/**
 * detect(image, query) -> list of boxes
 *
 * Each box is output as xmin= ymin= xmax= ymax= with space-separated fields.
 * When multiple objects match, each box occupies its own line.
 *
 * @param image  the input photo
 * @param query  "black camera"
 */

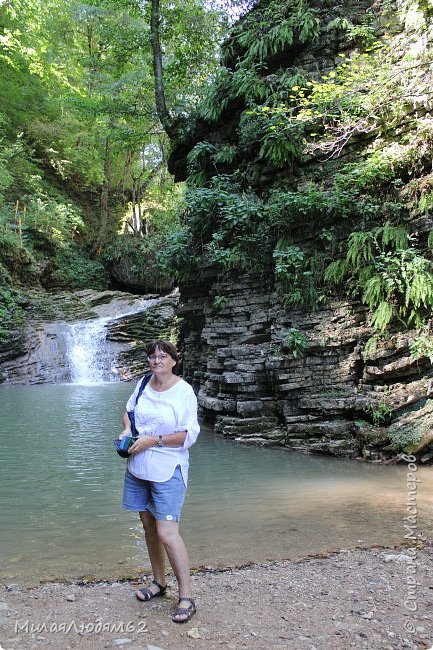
xmin=114 ymin=436 xmax=137 ymax=458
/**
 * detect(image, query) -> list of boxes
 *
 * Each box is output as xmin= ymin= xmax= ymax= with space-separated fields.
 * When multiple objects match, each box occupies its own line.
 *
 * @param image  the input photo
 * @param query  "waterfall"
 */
xmin=0 ymin=291 xmax=172 ymax=384
xmin=65 ymin=298 xmax=157 ymax=385
xmin=66 ymin=317 xmax=116 ymax=384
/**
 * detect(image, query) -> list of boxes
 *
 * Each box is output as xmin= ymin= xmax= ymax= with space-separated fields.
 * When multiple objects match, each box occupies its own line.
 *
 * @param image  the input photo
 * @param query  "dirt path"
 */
xmin=1 ymin=545 xmax=432 ymax=650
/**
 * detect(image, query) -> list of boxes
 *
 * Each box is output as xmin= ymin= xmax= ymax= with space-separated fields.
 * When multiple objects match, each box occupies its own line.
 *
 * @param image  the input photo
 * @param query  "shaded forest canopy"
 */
xmin=2 ymin=0 xmax=433 ymax=365
xmin=0 ymin=0 xmax=237 ymax=339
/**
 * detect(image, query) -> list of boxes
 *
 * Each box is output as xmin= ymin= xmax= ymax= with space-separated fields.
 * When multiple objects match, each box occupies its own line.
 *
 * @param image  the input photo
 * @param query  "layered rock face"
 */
xmin=167 ymin=0 xmax=433 ymax=462
xmin=180 ymin=270 xmax=433 ymax=461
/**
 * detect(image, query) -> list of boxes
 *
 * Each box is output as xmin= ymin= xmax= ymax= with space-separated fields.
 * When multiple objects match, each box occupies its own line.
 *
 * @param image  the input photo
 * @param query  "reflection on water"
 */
xmin=0 ymin=384 xmax=432 ymax=586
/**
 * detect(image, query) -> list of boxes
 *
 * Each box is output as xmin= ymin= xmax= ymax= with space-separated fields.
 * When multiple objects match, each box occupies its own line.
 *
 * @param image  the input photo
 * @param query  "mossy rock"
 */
xmin=387 ymin=400 xmax=433 ymax=453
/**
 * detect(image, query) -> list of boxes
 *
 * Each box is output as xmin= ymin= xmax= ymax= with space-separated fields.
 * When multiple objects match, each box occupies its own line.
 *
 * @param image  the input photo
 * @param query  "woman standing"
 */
xmin=118 ymin=339 xmax=200 ymax=623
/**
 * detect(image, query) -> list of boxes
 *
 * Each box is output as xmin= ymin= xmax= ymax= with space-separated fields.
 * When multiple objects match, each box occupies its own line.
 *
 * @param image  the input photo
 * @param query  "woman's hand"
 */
xmin=118 ymin=429 xmax=132 ymax=440
xmin=128 ymin=435 xmax=156 ymax=454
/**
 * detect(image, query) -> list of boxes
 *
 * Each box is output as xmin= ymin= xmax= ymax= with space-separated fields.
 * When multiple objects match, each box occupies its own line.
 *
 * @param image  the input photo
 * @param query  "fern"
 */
xmin=232 ymin=66 xmax=267 ymax=102
xmin=326 ymin=222 xmax=432 ymax=332
xmin=405 ymin=263 xmax=433 ymax=309
xmin=346 ymin=225 xmax=408 ymax=270
xmin=369 ymin=299 xmax=394 ymax=332
xmin=418 ymin=191 xmax=433 ymax=215
xmin=237 ymin=29 xmax=257 ymax=51
xmin=213 ymin=144 xmax=237 ymax=165
xmin=326 ymin=15 xmax=376 ymax=45
xmin=409 ymin=334 xmax=433 ymax=364
xmin=196 ymin=71 xmax=233 ymax=123
xmin=378 ymin=224 xmax=408 ymax=250
xmin=358 ymin=264 xmax=376 ymax=286
xmin=187 ymin=141 xmax=216 ymax=173
xmin=279 ymin=68 xmax=307 ymax=91
xmin=246 ymin=38 xmax=270 ymax=63
xmin=259 ymin=134 xmax=300 ymax=167
xmin=234 ymin=1 xmax=321 ymax=66
xmin=347 ymin=231 xmax=375 ymax=267
xmin=327 ymin=17 xmax=352 ymax=32
xmin=298 ymin=10 xmax=320 ymax=43
xmin=198 ymin=101 xmax=224 ymax=122
xmin=363 ymin=274 xmax=387 ymax=305
xmin=268 ymin=20 xmax=294 ymax=52
xmin=186 ymin=171 xmax=208 ymax=187
xmin=324 ymin=258 xmax=348 ymax=284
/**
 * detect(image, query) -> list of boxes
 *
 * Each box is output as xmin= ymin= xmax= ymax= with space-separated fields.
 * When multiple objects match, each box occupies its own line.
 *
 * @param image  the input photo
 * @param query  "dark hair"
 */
xmin=146 ymin=339 xmax=180 ymax=373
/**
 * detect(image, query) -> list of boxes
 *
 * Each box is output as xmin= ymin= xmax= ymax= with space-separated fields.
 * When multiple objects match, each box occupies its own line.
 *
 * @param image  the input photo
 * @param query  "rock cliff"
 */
xmin=179 ymin=268 xmax=433 ymax=462
xmin=170 ymin=0 xmax=433 ymax=461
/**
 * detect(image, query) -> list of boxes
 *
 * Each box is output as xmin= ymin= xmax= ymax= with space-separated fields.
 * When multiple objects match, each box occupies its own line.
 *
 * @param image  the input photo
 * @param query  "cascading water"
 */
xmin=0 ymin=292 xmax=164 ymax=384
xmin=66 ymin=316 xmax=117 ymax=384
xmin=65 ymin=298 xmax=158 ymax=385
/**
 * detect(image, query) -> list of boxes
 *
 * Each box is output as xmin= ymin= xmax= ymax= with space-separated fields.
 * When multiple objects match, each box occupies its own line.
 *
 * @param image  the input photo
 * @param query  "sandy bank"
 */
xmin=1 ymin=545 xmax=432 ymax=650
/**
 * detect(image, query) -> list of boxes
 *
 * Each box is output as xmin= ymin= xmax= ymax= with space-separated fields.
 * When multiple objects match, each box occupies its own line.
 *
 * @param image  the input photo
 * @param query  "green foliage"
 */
xmin=173 ymin=175 xmax=271 ymax=271
xmin=240 ymin=18 xmax=294 ymax=63
xmin=186 ymin=141 xmax=217 ymax=185
xmin=0 ymin=286 xmax=24 ymax=345
xmin=327 ymin=16 xmax=377 ymax=46
xmin=102 ymin=234 xmax=170 ymax=284
xmin=347 ymin=225 xmax=408 ymax=268
xmin=0 ymin=142 xmax=13 ymax=202
xmin=232 ymin=65 xmax=267 ymax=102
xmin=283 ymin=327 xmax=309 ymax=357
xmin=0 ymin=0 xmax=227 ymax=289
xmin=196 ymin=0 xmax=320 ymax=134
xmin=213 ymin=295 xmax=229 ymax=308
xmin=265 ymin=184 xmax=375 ymax=226
xmin=196 ymin=69 xmax=232 ymax=122
xmin=24 ymin=196 xmax=85 ymax=243
xmin=232 ymin=103 xmax=305 ymax=168
xmin=213 ymin=144 xmax=237 ymax=165
xmin=49 ymin=244 xmax=108 ymax=290
xmin=362 ymin=334 xmax=382 ymax=360
xmin=187 ymin=141 xmax=217 ymax=171
xmin=223 ymin=0 xmax=320 ymax=66
xmin=0 ymin=231 xmax=38 ymax=285
xmin=419 ymin=191 xmax=433 ymax=216
xmin=363 ymin=389 xmax=393 ymax=426
xmin=387 ymin=424 xmax=424 ymax=452
xmin=156 ymin=226 xmax=200 ymax=280
xmin=365 ymin=248 xmax=433 ymax=331
xmin=256 ymin=105 xmax=303 ymax=167
xmin=409 ymin=334 xmax=433 ymax=364
xmin=326 ymin=226 xmax=433 ymax=332
xmin=273 ymin=241 xmax=328 ymax=309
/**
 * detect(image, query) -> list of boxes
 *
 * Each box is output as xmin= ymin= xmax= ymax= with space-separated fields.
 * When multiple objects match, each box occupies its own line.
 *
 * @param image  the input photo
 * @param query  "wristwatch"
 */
xmin=157 ymin=435 xmax=164 ymax=447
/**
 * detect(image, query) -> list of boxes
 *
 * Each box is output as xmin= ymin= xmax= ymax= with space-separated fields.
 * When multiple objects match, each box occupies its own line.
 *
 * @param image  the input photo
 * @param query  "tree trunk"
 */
xmin=149 ymin=0 xmax=177 ymax=140
xmin=95 ymin=137 xmax=111 ymax=251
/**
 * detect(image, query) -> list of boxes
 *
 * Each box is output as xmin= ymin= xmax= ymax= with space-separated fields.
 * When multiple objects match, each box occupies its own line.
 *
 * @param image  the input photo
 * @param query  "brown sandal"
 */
xmin=136 ymin=579 xmax=167 ymax=601
xmin=171 ymin=597 xmax=196 ymax=623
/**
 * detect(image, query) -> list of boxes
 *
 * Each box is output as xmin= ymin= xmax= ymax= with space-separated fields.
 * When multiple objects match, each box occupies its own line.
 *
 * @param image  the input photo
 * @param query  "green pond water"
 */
xmin=1 ymin=383 xmax=432 ymax=586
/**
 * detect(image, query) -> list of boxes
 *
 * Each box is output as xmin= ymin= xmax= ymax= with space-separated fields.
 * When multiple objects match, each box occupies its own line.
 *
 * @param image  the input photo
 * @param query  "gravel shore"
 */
xmin=1 ymin=545 xmax=432 ymax=650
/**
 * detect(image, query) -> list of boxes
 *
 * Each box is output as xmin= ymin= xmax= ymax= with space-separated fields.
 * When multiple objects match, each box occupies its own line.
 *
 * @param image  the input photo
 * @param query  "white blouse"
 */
xmin=125 ymin=377 xmax=200 ymax=484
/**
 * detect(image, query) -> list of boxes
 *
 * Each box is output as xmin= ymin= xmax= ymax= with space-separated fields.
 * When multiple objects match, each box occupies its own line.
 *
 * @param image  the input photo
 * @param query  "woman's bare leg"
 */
xmin=156 ymin=520 xmax=194 ymax=621
xmin=136 ymin=510 xmax=166 ymax=599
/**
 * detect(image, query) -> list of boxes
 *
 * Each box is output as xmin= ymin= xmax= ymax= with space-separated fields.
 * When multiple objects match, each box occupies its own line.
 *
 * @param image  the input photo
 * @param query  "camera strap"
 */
xmin=127 ymin=372 xmax=152 ymax=437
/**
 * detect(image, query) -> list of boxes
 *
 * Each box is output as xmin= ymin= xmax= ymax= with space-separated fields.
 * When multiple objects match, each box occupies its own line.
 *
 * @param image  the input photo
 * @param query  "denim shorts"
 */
xmin=122 ymin=465 xmax=186 ymax=522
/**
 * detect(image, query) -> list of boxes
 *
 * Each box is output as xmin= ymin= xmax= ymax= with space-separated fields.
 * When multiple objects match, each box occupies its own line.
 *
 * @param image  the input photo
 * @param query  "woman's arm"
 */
xmin=176 ymin=388 xmax=200 ymax=449
xmin=118 ymin=411 xmax=132 ymax=439
xmin=128 ymin=430 xmax=187 ymax=454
